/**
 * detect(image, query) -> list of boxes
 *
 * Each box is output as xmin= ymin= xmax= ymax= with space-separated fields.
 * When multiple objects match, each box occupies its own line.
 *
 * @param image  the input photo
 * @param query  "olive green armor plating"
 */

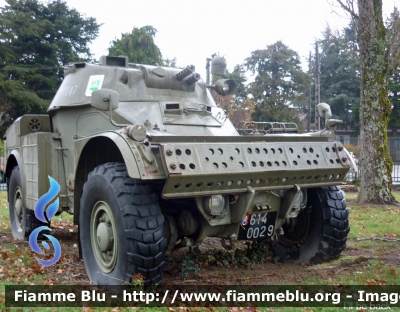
xmin=4 ymin=55 xmax=353 ymax=285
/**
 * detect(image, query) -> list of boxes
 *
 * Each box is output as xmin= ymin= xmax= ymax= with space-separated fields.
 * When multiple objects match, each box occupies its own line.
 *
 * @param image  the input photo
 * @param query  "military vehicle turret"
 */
xmin=5 ymin=55 xmax=353 ymax=285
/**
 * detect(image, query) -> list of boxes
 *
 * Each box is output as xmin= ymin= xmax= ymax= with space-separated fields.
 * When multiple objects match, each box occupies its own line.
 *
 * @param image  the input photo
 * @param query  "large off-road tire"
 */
xmin=80 ymin=162 xmax=167 ymax=286
xmin=271 ymin=186 xmax=349 ymax=263
xmin=9 ymin=166 xmax=48 ymax=240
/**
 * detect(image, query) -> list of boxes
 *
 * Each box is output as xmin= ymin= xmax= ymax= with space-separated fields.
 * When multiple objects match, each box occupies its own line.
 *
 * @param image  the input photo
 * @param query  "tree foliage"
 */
xmin=163 ymin=57 xmax=178 ymax=68
xmin=226 ymin=64 xmax=248 ymax=105
xmin=0 ymin=0 xmax=100 ymax=135
xmin=108 ymin=26 xmax=163 ymax=65
xmin=211 ymin=91 xmax=255 ymax=129
xmin=245 ymin=41 xmax=310 ymax=125
xmin=319 ymin=23 xmax=360 ymax=130
xmin=336 ymin=0 xmax=400 ymax=204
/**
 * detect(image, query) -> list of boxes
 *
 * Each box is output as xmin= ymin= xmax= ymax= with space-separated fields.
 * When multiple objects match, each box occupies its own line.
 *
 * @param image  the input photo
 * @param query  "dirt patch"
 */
xmin=2 ymin=221 xmax=400 ymax=286
xmin=162 ymin=237 xmax=400 ymax=285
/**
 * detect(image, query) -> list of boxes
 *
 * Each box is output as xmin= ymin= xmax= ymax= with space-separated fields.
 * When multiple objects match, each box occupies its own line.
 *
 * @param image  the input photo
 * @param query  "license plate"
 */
xmin=238 ymin=211 xmax=277 ymax=240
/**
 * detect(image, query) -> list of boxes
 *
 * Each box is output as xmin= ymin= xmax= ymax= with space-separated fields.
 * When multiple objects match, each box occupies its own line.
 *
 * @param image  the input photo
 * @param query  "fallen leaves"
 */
xmin=32 ymin=263 xmax=45 ymax=274
xmin=0 ymin=240 xmax=87 ymax=285
xmin=51 ymin=219 xmax=77 ymax=231
xmin=229 ymin=307 xmax=259 ymax=312
xmin=390 ymin=267 xmax=397 ymax=275
xmin=384 ymin=232 xmax=397 ymax=238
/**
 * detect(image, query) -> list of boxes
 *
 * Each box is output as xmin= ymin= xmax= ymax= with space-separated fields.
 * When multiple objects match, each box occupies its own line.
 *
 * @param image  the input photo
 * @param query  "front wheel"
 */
xmin=80 ymin=163 xmax=167 ymax=286
xmin=271 ymin=186 xmax=350 ymax=263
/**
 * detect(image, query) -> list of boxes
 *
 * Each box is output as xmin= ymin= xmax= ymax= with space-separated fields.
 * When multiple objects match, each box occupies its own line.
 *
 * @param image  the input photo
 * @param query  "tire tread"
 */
xmin=311 ymin=186 xmax=350 ymax=263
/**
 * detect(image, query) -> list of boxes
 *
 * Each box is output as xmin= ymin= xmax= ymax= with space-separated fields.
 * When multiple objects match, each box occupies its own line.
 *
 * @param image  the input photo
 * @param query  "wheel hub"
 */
xmin=90 ymin=202 xmax=118 ymax=273
xmin=96 ymin=220 xmax=113 ymax=252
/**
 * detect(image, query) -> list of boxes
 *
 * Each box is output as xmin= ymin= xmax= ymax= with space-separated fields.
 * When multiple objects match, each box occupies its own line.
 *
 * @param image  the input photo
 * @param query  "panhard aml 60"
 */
xmin=4 ymin=55 xmax=355 ymax=285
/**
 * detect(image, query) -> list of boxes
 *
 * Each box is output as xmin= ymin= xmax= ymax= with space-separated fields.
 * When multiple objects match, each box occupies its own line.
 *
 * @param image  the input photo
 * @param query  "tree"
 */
xmin=211 ymin=91 xmax=255 ymax=128
xmin=108 ymin=26 xmax=163 ymax=65
xmin=0 ymin=0 xmax=100 ymax=135
xmin=336 ymin=0 xmax=400 ymax=204
xmin=245 ymin=41 xmax=310 ymax=126
xmin=227 ymin=64 xmax=248 ymax=105
xmin=163 ymin=57 xmax=178 ymax=68
xmin=319 ymin=23 xmax=360 ymax=130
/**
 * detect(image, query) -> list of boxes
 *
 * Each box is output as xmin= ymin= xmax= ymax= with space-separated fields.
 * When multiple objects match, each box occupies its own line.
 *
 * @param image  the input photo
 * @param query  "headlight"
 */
xmin=203 ymin=195 xmax=228 ymax=216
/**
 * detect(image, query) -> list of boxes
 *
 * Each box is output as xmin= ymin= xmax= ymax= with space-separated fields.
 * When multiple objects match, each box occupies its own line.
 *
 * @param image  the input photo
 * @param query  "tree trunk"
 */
xmin=357 ymin=0 xmax=394 ymax=204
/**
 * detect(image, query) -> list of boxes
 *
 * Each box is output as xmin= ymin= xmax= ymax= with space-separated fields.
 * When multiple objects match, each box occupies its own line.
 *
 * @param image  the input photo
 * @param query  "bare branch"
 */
xmin=336 ymin=0 xmax=358 ymax=18
xmin=350 ymin=0 xmax=356 ymax=17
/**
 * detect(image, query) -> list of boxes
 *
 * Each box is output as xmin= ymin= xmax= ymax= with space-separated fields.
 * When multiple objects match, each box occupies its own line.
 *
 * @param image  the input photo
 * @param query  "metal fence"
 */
xmin=336 ymin=136 xmax=400 ymax=183
xmin=0 ymin=175 xmax=5 ymax=191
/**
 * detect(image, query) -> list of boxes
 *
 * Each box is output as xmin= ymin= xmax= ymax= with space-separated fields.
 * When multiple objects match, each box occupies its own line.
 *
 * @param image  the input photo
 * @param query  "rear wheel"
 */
xmin=271 ymin=186 xmax=349 ymax=263
xmin=80 ymin=162 xmax=167 ymax=286
xmin=9 ymin=166 xmax=48 ymax=240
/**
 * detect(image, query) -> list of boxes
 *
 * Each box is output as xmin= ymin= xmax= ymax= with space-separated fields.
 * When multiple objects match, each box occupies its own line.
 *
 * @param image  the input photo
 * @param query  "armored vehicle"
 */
xmin=5 ymin=55 xmax=353 ymax=286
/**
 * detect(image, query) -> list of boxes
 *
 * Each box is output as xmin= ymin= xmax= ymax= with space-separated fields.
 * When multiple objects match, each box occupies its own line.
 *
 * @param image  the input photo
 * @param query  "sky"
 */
xmin=0 ymin=0 xmax=399 ymax=79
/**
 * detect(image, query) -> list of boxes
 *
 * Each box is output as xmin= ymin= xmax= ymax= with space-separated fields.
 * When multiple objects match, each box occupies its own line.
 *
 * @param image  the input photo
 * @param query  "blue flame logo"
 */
xmin=29 ymin=176 xmax=62 ymax=266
